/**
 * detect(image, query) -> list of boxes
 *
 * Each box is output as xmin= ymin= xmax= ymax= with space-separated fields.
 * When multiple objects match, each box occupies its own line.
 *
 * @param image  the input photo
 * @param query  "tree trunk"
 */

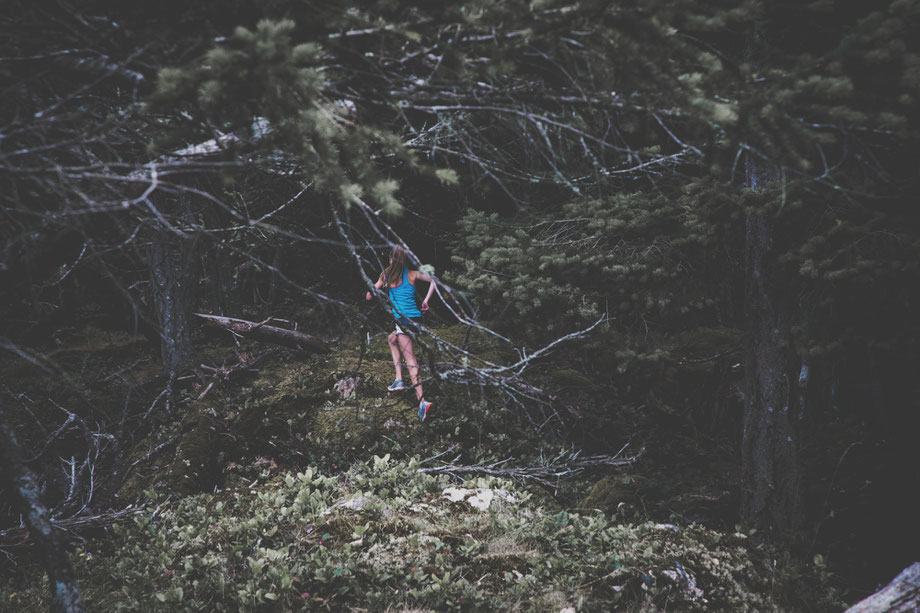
xmin=149 ymin=224 xmax=197 ymax=378
xmin=0 ymin=405 xmax=86 ymax=613
xmin=740 ymin=157 xmax=804 ymax=536
xmin=738 ymin=19 xmax=805 ymax=538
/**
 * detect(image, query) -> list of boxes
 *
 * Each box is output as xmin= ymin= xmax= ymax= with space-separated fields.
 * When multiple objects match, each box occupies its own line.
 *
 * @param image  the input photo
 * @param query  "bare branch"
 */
xmin=418 ymin=444 xmax=640 ymax=487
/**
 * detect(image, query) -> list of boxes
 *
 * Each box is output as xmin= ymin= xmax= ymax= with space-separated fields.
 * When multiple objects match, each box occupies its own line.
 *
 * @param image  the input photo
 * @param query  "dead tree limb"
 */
xmin=195 ymin=313 xmax=331 ymax=354
xmin=845 ymin=562 xmax=920 ymax=613
xmin=0 ymin=507 xmax=144 ymax=551
xmin=418 ymin=444 xmax=639 ymax=487
xmin=0 ymin=404 xmax=86 ymax=612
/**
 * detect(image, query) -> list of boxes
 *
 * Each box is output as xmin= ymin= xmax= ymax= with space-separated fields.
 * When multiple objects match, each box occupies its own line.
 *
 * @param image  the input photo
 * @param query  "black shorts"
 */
xmin=394 ymin=317 xmax=421 ymax=336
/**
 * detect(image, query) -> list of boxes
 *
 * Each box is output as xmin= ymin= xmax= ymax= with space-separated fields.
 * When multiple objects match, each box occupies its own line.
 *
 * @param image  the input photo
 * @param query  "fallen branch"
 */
xmin=129 ymin=434 xmax=183 ymax=469
xmin=845 ymin=562 xmax=920 ymax=613
xmin=0 ymin=507 xmax=144 ymax=551
xmin=195 ymin=313 xmax=331 ymax=354
xmin=418 ymin=444 xmax=639 ymax=487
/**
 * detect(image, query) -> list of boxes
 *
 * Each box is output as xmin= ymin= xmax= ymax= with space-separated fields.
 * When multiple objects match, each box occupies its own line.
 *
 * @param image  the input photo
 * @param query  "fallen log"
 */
xmin=845 ymin=563 xmax=920 ymax=613
xmin=195 ymin=313 xmax=331 ymax=354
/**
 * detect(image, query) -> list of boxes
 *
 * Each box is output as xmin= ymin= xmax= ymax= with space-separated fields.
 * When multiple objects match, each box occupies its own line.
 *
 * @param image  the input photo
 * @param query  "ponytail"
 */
xmin=383 ymin=245 xmax=408 ymax=287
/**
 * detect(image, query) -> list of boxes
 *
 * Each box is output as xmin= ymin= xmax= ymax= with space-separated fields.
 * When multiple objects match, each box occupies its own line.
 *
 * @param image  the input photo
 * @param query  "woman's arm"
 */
xmin=365 ymin=273 xmax=385 ymax=301
xmin=414 ymin=271 xmax=437 ymax=312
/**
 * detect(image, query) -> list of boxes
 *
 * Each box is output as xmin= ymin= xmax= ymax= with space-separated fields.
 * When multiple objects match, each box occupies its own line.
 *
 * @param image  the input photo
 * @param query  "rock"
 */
xmin=467 ymin=489 xmax=494 ymax=511
xmin=442 ymin=487 xmax=517 ymax=511
xmin=443 ymin=487 xmax=468 ymax=503
xmin=323 ymin=496 xmax=382 ymax=515
xmin=333 ymin=376 xmax=359 ymax=399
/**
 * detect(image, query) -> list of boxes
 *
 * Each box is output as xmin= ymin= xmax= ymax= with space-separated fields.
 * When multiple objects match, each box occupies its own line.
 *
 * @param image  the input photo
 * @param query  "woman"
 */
xmin=365 ymin=245 xmax=436 ymax=422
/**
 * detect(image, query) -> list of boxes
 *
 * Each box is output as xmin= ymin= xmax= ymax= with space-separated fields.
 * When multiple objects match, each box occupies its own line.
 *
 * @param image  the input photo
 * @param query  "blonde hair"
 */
xmin=383 ymin=245 xmax=408 ymax=287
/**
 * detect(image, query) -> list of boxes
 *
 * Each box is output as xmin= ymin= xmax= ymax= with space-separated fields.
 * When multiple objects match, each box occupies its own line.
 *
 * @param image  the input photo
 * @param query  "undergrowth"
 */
xmin=3 ymin=456 xmax=802 ymax=611
xmin=0 ymin=321 xmax=846 ymax=612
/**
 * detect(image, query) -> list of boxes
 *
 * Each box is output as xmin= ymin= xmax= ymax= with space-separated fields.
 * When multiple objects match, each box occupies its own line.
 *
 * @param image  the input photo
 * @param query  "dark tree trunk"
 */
xmin=0 ymin=405 xmax=86 ymax=613
xmin=740 ymin=158 xmax=805 ymax=536
xmin=149 ymin=223 xmax=197 ymax=378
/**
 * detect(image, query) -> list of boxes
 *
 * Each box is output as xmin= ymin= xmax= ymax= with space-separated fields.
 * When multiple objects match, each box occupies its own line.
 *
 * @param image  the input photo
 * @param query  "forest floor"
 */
xmin=0 ymin=313 xmax=847 ymax=611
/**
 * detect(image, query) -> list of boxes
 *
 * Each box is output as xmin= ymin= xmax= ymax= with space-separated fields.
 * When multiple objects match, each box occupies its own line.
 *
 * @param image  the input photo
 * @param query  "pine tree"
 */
xmin=450 ymin=0 xmax=920 ymax=548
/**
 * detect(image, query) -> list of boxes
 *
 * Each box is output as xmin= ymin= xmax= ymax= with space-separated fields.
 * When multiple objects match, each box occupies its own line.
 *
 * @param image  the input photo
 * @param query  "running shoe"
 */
xmin=387 ymin=379 xmax=405 ymax=392
xmin=418 ymin=400 xmax=432 ymax=422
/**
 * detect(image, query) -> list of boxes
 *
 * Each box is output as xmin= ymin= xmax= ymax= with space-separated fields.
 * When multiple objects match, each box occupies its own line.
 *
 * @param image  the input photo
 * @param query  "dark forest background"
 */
xmin=2 ymin=1 xmax=919 ymax=610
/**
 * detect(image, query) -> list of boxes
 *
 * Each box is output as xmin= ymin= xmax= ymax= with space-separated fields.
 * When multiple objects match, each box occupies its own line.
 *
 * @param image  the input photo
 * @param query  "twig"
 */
xmin=196 ymin=382 xmax=215 ymax=401
xmin=418 ymin=443 xmax=461 ymax=466
xmin=129 ymin=434 xmax=183 ymax=469
xmin=143 ymin=388 xmax=168 ymax=420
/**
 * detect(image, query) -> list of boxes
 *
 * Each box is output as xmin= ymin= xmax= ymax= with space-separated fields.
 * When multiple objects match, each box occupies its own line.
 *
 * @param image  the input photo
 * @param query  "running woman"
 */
xmin=365 ymin=245 xmax=436 ymax=422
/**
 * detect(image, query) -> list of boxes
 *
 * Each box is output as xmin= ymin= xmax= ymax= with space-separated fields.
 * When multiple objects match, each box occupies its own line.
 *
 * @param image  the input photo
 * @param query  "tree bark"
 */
xmin=195 ymin=313 xmax=331 ymax=353
xmin=149 ymin=225 xmax=197 ymax=378
xmin=739 ymin=20 xmax=805 ymax=538
xmin=0 ymin=404 xmax=86 ymax=613
xmin=845 ymin=563 xmax=920 ymax=613
xmin=740 ymin=156 xmax=804 ymax=536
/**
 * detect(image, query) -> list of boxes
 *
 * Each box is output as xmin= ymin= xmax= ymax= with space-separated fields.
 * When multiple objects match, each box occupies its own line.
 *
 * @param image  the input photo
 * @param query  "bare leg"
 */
xmin=397 ymin=333 xmax=423 ymax=401
xmin=387 ymin=332 xmax=403 ymax=382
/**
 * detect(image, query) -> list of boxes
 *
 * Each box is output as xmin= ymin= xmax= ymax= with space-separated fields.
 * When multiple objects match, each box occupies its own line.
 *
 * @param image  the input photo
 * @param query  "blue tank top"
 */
xmin=388 ymin=269 xmax=422 ymax=319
